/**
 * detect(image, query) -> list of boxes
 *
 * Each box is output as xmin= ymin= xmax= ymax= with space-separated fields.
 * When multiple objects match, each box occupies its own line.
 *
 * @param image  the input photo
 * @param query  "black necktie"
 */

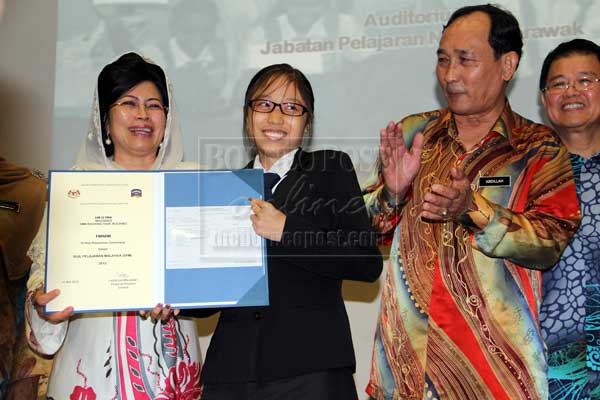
xmin=263 ymin=172 xmax=281 ymax=201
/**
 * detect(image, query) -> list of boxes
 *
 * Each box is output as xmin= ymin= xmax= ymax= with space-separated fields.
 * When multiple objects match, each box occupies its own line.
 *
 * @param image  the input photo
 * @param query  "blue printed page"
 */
xmin=162 ymin=170 xmax=269 ymax=308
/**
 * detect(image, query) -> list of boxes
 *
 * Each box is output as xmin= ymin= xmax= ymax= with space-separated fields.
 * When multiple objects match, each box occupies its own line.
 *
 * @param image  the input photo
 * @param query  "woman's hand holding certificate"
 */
xmin=32 ymin=288 xmax=73 ymax=323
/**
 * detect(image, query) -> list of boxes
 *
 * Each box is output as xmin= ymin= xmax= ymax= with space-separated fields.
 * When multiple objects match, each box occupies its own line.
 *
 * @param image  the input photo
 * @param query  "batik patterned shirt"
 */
xmin=363 ymin=103 xmax=580 ymax=400
xmin=540 ymin=152 xmax=600 ymax=400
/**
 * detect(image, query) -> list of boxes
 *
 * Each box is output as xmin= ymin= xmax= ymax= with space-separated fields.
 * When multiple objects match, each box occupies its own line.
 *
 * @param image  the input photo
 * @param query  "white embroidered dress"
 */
xmin=26 ymin=71 xmax=202 ymax=400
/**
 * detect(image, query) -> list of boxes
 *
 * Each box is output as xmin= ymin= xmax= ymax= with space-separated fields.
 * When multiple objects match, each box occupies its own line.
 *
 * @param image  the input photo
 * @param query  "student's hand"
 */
xmin=32 ymin=288 xmax=74 ymax=323
xmin=249 ymin=198 xmax=286 ymax=242
xmin=422 ymin=167 xmax=473 ymax=221
xmin=380 ymin=121 xmax=424 ymax=202
xmin=139 ymin=303 xmax=179 ymax=322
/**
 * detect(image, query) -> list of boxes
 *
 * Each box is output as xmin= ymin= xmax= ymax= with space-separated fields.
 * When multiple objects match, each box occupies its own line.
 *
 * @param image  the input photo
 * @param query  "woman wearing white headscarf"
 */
xmin=25 ymin=53 xmax=202 ymax=399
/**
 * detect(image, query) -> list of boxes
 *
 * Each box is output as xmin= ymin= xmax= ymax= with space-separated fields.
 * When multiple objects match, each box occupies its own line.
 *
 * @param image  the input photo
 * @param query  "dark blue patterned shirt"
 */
xmin=540 ymin=152 xmax=600 ymax=400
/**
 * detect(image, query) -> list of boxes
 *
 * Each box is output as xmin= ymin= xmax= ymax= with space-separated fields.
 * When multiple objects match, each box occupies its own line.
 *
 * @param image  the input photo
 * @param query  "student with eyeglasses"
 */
xmin=176 ymin=63 xmax=383 ymax=399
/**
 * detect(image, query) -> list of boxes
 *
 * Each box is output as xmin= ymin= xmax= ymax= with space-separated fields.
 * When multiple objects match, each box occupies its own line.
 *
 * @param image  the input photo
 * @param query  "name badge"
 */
xmin=479 ymin=176 xmax=511 ymax=187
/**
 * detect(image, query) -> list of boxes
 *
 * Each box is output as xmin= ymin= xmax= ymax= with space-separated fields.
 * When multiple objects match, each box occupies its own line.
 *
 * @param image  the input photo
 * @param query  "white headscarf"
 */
xmin=75 ymin=70 xmax=184 ymax=171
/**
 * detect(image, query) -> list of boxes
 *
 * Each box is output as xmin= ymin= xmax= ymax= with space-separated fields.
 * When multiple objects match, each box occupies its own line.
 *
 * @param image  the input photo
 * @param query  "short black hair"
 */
xmin=97 ymin=52 xmax=169 ymax=157
xmin=444 ymin=4 xmax=523 ymax=62
xmin=539 ymin=38 xmax=600 ymax=91
xmin=243 ymin=63 xmax=315 ymax=138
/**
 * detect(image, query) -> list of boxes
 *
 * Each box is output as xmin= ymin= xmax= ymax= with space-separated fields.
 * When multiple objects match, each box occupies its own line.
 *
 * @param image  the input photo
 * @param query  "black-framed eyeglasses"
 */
xmin=248 ymin=99 xmax=308 ymax=116
xmin=542 ymin=75 xmax=600 ymax=94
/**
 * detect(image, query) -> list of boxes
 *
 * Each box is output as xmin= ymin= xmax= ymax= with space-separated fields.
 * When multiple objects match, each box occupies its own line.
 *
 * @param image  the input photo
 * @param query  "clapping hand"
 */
xmin=379 ymin=121 xmax=424 ymax=201
xmin=422 ymin=167 xmax=473 ymax=221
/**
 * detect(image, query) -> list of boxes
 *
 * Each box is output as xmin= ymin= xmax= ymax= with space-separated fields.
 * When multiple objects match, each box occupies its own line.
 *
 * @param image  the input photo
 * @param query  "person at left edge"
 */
xmin=0 ymin=159 xmax=45 ymax=398
xmin=25 ymin=53 xmax=203 ymax=399
xmin=176 ymin=63 xmax=383 ymax=400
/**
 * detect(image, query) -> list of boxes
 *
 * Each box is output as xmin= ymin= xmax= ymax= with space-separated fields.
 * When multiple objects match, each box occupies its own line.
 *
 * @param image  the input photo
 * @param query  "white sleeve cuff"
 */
xmin=28 ymin=299 xmax=68 ymax=355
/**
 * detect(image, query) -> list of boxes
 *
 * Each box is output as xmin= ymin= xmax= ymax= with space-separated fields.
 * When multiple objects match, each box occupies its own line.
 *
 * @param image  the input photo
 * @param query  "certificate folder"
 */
xmin=45 ymin=169 xmax=269 ymax=313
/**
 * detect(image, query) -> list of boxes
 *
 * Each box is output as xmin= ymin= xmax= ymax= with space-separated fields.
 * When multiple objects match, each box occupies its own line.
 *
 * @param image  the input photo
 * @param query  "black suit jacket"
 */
xmin=185 ymin=149 xmax=382 ymax=384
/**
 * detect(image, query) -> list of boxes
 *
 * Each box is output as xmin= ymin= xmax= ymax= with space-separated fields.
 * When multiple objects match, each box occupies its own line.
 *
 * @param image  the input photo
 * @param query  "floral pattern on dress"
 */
xmin=155 ymin=361 xmax=203 ymax=400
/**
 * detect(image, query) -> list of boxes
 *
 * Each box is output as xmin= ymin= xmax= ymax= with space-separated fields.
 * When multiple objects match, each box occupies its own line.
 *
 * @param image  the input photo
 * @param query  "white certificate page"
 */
xmin=45 ymin=172 xmax=160 ymax=312
xmin=165 ymin=205 xmax=262 ymax=269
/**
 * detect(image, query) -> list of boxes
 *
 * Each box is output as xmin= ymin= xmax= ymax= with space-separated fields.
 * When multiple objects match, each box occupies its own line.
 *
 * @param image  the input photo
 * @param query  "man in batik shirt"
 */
xmin=363 ymin=5 xmax=581 ymax=399
xmin=538 ymin=38 xmax=600 ymax=400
